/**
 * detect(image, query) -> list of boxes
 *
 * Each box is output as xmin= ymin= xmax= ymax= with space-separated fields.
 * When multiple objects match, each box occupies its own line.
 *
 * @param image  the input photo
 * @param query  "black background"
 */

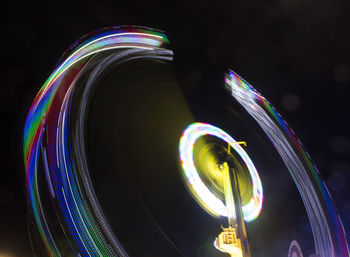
xmin=1 ymin=0 xmax=350 ymax=256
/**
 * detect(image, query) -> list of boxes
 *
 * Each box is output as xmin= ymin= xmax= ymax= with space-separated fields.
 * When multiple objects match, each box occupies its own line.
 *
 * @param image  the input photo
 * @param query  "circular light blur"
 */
xmin=179 ymin=122 xmax=263 ymax=222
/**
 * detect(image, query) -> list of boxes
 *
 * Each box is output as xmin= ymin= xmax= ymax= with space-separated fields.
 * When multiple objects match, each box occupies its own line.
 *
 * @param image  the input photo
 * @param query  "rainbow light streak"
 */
xmin=225 ymin=70 xmax=349 ymax=257
xmin=23 ymin=26 xmax=170 ymax=257
xmin=179 ymin=122 xmax=263 ymax=222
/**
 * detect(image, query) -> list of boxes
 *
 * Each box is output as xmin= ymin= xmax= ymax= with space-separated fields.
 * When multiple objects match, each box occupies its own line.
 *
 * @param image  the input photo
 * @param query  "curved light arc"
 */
xmin=179 ymin=122 xmax=263 ymax=222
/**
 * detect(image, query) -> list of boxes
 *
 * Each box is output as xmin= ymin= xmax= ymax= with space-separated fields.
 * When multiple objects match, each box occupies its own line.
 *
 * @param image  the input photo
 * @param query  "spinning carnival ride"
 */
xmin=23 ymin=26 xmax=349 ymax=257
xmin=179 ymin=122 xmax=263 ymax=257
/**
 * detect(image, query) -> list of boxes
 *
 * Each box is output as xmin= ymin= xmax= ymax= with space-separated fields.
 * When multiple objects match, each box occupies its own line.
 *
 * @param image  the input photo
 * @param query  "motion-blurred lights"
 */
xmin=179 ymin=122 xmax=263 ymax=222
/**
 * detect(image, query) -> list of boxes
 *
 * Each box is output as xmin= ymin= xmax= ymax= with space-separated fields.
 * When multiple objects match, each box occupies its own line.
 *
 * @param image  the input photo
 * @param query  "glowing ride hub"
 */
xmin=179 ymin=122 xmax=263 ymax=256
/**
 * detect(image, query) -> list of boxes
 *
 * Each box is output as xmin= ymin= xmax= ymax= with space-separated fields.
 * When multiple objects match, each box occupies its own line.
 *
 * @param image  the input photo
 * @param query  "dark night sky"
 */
xmin=1 ymin=0 xmax=350 ymax=256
